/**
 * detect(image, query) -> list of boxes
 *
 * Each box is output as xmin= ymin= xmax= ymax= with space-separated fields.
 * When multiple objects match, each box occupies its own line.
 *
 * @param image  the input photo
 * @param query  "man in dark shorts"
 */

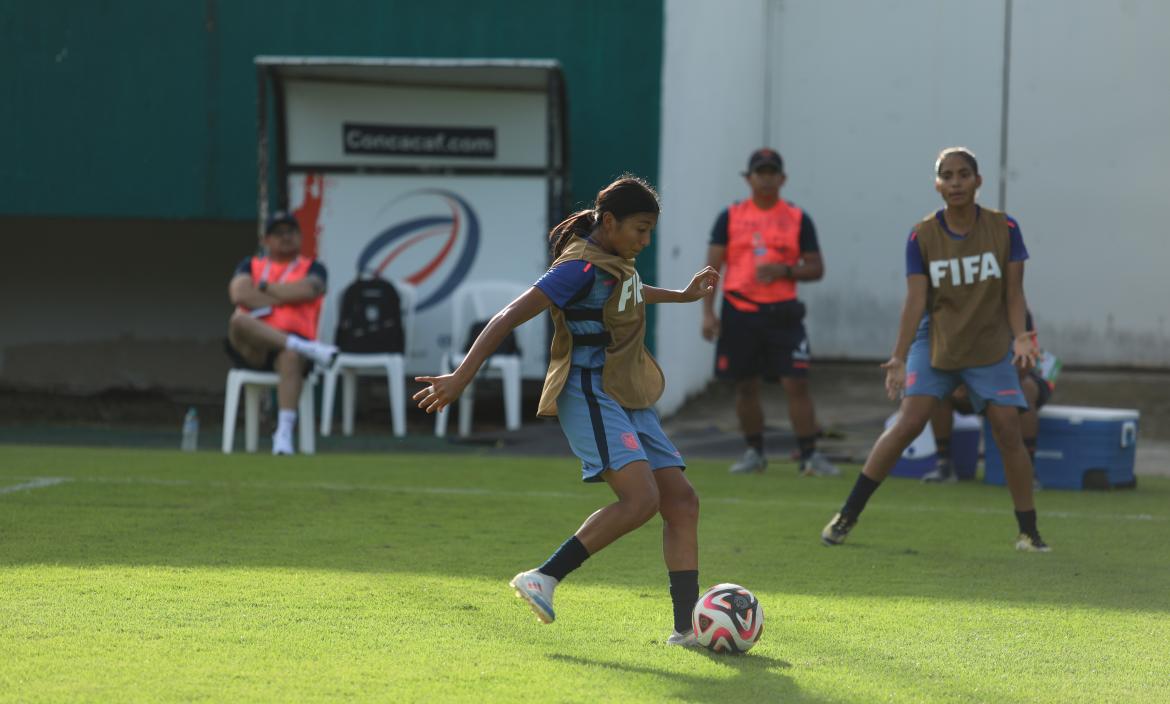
xmin=226 ymin=211 xmax=336 ymax=454
xmin=701 ymin=149 xmax=838 ymax=476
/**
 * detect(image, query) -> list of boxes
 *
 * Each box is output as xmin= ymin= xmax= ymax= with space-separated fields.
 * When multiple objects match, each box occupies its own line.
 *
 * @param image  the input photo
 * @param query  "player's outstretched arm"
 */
xmin=1005 ymin=261 xmax=1037 ymax=370
xmin=414 ymin=287 xmax=552 ymax=414
xmin=882 ymin=274 xmax=928 ymax=400
xmin=642 ymin=266 xmax=720 ymax=304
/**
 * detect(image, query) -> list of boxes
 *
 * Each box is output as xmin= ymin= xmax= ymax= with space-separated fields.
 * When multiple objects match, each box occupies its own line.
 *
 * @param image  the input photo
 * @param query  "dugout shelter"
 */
xmin=255 ymin=57 xmax=569 ymax=379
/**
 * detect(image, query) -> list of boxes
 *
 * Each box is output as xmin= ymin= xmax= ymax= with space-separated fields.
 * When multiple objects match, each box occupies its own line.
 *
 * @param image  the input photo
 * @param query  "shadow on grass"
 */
xmin=547 ymin=652 xmax=831 ymax=704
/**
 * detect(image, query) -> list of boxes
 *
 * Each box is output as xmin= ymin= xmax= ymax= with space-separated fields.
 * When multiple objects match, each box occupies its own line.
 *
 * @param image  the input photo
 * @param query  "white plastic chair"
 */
xmin=222 ymin=369 xmax=317 ymax=454
xmin=320 ymin=281 xmax=418 ymax=438
xmin=434 ymin=280 xmax=539 ymax=438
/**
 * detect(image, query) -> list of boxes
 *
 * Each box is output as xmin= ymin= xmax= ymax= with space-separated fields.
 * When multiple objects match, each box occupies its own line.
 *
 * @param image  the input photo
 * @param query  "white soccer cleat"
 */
xmin=729 ymin=447 xmax=767 ymax=474
xmin=666 ymin=630 xmax=700 ymax=648
xmin=1015 ymin=533 xmax=1052 ymax=552
xmin=800 ymin=451 xmax=841 ymax=477
xmin=509 ymin=569 xmax=557 ymax=624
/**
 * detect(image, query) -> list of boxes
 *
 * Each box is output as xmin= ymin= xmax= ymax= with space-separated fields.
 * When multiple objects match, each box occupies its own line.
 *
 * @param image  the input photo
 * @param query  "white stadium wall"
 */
xmin=764 ymin=1 xmax=1005 ymax=360
xmin=655 ymin=0 xmax=1170 ymax=414
xmin=1004 ymin=1 xmax=1170 ymax=367
xmin=655 ymin=0 xmax=772 ymax=416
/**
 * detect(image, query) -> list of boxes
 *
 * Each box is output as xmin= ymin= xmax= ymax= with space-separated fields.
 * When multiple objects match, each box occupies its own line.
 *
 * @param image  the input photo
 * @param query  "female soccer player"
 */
xmin=415 ymin=175 xmax=720 ymax=645
xmin=821 ymin=147 xmax=1050 ymax=552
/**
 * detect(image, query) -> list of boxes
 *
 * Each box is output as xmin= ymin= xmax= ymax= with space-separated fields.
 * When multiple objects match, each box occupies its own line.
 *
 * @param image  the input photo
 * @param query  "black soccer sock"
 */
xmin=669 ymin=570 xmax=700 ymax=634
xmin=841 ymin=473 xmax=882 ymax=518
xmin=1023 ymin=437 xmax=1037 ymax=464
xmin=538 ymin=535 xmax=590 ymax=582
xmin=1015 ymin=509 xmax=1038 ymax=537
xmin=935 ymin=436 xmax=952 ymax=461
xmin=797 ymin=435 xmax=818 ymax=461
xmin=744 ymin=433 xmax=764 ymax=454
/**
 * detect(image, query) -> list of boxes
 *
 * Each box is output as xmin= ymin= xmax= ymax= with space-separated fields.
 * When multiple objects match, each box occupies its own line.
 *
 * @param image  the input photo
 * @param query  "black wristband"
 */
xmin=258 ymin=281 xmax=268 ymax=292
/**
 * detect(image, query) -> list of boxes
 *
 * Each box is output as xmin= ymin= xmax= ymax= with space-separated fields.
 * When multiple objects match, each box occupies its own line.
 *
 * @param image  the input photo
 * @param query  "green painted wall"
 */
xmin=2 ymin=0 xmax=663 ymax=221
xmin=2 ymin=0 xmax=664 ymax=349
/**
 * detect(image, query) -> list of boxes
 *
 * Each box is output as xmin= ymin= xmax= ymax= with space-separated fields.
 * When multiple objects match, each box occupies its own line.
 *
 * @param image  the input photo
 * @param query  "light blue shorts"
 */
xmin=557 ymin=367 xmax=686 ymax=482
xmin=905 ymin=323 xmax=1027 ymax=413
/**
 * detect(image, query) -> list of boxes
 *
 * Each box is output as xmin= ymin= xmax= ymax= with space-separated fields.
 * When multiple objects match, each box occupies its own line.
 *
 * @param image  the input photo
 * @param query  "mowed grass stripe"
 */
xmin=3 ymin=472 xmax=1165 ymax=523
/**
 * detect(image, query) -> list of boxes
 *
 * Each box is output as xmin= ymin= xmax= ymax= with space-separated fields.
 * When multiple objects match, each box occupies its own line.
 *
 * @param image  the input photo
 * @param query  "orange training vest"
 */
xmin=244 ymin=256 xmax=322 ymax=340
xmin=723 ymin=198 xmax=803 ymax=311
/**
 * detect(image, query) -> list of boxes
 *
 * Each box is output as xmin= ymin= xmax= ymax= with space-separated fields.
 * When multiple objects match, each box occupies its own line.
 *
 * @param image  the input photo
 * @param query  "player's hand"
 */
xmin=1012 ymin=333 xmax=1038 ymax=371
xmin=413 ymin=374 xmax=466 ymax=414
xmin=701 ymin=310 xmax=720 ymax=341
xmin=682 ymin=266 xmax=720 ymax=302
xmin=881 ymin=357 xmax=907 ymax=401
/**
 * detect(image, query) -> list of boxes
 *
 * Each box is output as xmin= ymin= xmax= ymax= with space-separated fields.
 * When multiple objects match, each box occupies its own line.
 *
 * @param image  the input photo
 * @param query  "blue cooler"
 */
xmin=888 ymin=412 xmax=981 ymax=479
xmin=984 ymin=405 xmax=1139 ymax=490
xmin=888 ymin=412 xmax=936 ymax=478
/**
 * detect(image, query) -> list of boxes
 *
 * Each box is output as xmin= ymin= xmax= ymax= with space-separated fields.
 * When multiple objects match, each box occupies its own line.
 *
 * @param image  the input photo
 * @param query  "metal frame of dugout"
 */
xmin=250 ymin=57 xmax=571 ymax=437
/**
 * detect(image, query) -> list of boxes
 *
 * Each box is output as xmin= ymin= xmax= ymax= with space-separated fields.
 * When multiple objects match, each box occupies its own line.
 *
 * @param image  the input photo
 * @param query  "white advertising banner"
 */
xmin=284 ymin=80 xmax=549 ymax=169
xmin=288 ymin=173 xmax=550 ymax=379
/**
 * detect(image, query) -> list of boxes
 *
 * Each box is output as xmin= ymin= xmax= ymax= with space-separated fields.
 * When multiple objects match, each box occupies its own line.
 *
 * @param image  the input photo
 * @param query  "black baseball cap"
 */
xmin=746 ymin=148 xmax=784 ymax=173
xmin=264 ymin=210 xmax=300 ymax=234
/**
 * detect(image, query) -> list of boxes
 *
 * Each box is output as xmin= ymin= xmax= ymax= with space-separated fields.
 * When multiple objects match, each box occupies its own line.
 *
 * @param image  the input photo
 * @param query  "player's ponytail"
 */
xmin=548 ymin=209 xmax=598 ymax=258
xmin=548 ymin=174 xmax=661 ymax=258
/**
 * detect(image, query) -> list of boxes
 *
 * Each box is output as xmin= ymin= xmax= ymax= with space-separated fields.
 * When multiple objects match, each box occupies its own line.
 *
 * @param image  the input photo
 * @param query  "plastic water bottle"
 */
xmin=181 ymin=407 xmax=199 ymax=452
xmin=752 ymin=232 xmax=767 ymax=259
xmin=753 ymin=232 xmax=768 ymax=281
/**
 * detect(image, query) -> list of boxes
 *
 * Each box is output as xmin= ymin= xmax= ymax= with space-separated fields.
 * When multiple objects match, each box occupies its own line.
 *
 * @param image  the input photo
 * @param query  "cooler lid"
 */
xmin=1039 ymin=405 xmax=1140 ymax=422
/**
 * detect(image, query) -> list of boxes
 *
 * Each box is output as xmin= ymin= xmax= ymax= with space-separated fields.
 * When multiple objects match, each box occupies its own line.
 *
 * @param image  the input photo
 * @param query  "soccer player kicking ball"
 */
xmin=821 ymin=148 xmax=1050 ymax=552
xmin=415 ymin=176 xmax=720 ymax=646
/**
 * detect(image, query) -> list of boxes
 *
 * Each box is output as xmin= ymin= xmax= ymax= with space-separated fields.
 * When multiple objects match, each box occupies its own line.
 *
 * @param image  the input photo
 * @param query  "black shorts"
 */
xmin=223 ymin=338 xmax=310 ymax=376
xmin=715 ymin=298 xmax=810 ymax=381
xmin=1027 ymin=369 xmax=1052 ymax=410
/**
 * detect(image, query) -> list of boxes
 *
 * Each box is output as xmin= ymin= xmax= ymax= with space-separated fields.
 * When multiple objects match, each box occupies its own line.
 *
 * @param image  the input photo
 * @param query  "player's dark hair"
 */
xmin=549 ymin=175 xmax=660 ymax=257
xmin=935 ymin=147 xmax=979 ymax=176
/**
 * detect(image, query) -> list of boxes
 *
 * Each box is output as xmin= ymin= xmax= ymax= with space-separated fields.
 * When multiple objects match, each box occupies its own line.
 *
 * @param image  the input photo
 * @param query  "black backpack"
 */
xmin=335 ymin=276 xmax=405 ymax=354
xmin=464 ymin=320 xmax=521 ymax=356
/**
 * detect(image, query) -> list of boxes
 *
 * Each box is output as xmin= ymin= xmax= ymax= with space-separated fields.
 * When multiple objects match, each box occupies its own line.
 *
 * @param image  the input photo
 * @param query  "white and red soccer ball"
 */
xmin=691 ymin=583 xmax=764 ymax=653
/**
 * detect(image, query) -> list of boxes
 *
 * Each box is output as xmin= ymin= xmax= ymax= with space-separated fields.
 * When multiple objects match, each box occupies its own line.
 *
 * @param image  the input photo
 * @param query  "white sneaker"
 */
xmin=922 ymin=459 xmax=956 ymax=483
xmin=301 ymin=341 xmax=338 ymax=368
xmin=729 ymin=447 xmax=767 ymax=474
xmin=800 ymin=451 xmax=841 ymax=477
xmin=666 ymin=630 xmax=700 ymax=648
xmin=509 ymin=569 xmax=557 ymax=624
xmin=272 ymin=434 xmax=295 ymax=456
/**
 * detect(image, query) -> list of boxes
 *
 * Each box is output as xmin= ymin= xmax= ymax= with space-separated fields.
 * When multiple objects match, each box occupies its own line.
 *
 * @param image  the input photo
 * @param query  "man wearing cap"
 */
xmin=227 ymin=211 xmax=337 ymax=455
xmin=701 ymin=149 xmax=839 ymax=476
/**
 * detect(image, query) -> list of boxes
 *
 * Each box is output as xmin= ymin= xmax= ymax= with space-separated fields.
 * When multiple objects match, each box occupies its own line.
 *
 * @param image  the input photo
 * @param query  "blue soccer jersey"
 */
xmin=534 ymin=259 xmax=616 ymax=368
xmin=906 ymin=208 xmax=1027 ymax=276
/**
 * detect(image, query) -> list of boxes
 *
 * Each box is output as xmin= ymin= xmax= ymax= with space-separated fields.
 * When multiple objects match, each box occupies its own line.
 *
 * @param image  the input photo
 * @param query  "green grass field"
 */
xmin=1 ymin=445 xmax=1167 ymax=703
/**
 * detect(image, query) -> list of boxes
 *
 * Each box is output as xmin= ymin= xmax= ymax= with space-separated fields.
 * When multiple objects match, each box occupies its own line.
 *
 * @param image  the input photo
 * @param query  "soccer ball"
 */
xmin=691 ymin=583 xmax=764 ymax=653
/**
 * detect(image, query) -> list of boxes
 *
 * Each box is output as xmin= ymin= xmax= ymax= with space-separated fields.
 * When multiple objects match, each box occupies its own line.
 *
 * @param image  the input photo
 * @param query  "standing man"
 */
xmin=701 ymin=149 xmax=839 ymax=476
xmin=227 ymin=211 xmax=337 ymax=455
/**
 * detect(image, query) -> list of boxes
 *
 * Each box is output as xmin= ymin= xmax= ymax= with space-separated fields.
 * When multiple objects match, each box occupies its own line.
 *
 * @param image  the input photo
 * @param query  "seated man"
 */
xmin=226 ymin=211 xmax=337 ymax=455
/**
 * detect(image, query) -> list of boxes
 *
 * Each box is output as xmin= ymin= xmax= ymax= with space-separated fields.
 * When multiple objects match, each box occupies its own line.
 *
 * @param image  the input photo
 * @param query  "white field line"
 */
xmin=0 ymin=477 xmax=71 ymax=495
xmin=57 ymin=475 xmax=1168 ymax=523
